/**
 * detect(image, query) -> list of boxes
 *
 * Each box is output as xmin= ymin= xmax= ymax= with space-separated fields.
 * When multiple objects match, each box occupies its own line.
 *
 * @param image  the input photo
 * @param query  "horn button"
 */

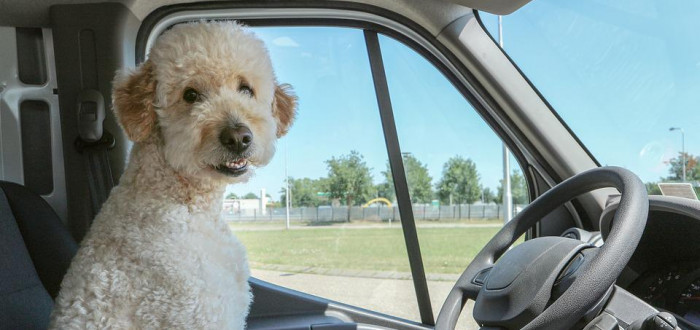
xmin=473 ymin=237 xmax=589 ymax=329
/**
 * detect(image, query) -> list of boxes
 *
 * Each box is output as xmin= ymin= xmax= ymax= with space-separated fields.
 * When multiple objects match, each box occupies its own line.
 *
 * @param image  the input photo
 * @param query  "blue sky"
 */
xmin=227 ymin=27 xmax=509 ymax=201
xmin=227 ymin=1 xmax=700 ymax=201
xmin=481 ymin=0 xmax=700 ymax=182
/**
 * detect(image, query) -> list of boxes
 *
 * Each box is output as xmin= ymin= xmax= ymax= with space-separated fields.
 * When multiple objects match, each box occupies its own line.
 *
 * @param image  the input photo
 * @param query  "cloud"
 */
xmin=272 ymin=36 xmax=300 ymax=48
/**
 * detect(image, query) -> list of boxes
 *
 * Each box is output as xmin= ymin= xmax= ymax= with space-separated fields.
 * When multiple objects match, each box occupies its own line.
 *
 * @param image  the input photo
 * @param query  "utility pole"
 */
xmin=499 ymin=15 xmax=513 ymax=223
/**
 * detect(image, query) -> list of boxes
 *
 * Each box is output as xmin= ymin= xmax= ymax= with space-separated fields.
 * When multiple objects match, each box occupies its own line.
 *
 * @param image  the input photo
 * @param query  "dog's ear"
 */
xmin=272 ymin=83 xmax=297 ymax=138
xmin=112 ymin=60 xmax=157 ymax=142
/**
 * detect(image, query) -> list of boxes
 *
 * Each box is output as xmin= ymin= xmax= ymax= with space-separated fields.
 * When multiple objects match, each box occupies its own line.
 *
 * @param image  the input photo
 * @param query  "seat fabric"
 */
xmin=0 ymin=181 xmax=77 ymax=329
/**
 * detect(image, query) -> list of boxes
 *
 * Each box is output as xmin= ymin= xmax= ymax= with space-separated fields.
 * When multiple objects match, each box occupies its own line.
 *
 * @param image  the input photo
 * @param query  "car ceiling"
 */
xmin=0 ymin=0 xmax=531 ymax=32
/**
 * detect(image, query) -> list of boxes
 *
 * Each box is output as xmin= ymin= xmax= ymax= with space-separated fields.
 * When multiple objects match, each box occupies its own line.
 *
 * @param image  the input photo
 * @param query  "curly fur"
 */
xmin=50 ymin=21 xmax=296 ymax=329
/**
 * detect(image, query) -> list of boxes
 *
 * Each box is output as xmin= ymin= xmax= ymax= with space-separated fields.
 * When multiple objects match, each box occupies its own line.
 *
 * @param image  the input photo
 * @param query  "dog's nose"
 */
xmin=219 ymin=125 xmax=253 ymax=153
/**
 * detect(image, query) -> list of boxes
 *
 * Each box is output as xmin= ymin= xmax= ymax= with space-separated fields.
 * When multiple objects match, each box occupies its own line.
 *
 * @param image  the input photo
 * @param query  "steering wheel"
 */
xmin=435 ymin=166 xmax=648 ymax=330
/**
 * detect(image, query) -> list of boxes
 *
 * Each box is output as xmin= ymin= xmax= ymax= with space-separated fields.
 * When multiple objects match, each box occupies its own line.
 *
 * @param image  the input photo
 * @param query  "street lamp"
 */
xmin=669 ymin=127 xmax=685 ymax=182
xmin=499 ymin=15 xmax=513 ymax=223
xmin=285 ymin=138 xmax=290 ymax=229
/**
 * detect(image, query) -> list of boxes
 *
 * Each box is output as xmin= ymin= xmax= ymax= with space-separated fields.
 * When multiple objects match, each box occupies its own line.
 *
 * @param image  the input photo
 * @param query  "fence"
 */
xmin=224 ymin=203 xmax=526 ymax=224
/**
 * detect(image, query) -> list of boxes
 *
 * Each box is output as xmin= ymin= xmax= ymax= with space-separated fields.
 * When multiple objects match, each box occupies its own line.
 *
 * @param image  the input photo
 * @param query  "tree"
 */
xmin=225 ymin=192 xmax=238 ymax=199
xmin=482 ymin=187 xmax=497 ymax=204
xmin=665 ymin=152 xmax=700 ymax=182
xmin=326 ymin=150 xmax=374 ymax=221
xmin=279 ymin=177 xmax=328 ymax=207
xmin=436 ymin=156 xmax=482 ymax=204
xmin=266 ymin=200 xmax=282 ymax=208
xmin=381 ymin=154 xmax=433 ymax=203
xmin=645 ymin=182 xmax=662 ymax=195
xmin=497 ymin=170 xmax=529 ymax=205
xmin=242 ymin=192 xmax=258 ymax=199
xmin=375 ymin=182 xmax=395 ymax=201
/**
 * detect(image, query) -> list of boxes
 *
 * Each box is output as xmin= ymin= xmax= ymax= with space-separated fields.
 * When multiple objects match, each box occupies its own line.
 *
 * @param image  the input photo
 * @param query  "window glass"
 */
xmin=378 ymin=34 xmax=529 ymax=327
xmin=479 ymin=1 xmax=700 ymax=195
xmin=222 ymin=27 xmax=420 ymax=321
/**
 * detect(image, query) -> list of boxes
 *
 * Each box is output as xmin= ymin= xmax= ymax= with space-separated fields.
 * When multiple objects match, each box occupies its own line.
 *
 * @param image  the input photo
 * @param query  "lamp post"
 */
xmin=669 ymin=127 xmax=685 ymax=182
xmin=285 ymin=138 xmax=290 ymax=229
xmin=499 ymin=15 xmax=513 ymax=223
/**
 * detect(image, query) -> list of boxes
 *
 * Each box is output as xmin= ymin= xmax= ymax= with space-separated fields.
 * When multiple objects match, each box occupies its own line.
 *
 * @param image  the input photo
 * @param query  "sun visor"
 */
xmin=450 ymin=0 xmax=533 ymax=15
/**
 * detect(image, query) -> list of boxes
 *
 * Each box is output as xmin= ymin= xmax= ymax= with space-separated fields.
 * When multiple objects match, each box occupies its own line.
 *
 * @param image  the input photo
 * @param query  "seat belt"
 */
xmin=74 ymin=90 xmax=115 ymax=218
xmin=0 ymin=183 xmax=12 ymax=223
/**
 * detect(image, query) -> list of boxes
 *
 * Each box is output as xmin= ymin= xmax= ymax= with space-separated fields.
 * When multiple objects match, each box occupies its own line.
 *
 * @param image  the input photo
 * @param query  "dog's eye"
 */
xmin=238 ymin=84 xmax=254 ymax=97
xmin=183 ymin=88 xmax=200 ymax=103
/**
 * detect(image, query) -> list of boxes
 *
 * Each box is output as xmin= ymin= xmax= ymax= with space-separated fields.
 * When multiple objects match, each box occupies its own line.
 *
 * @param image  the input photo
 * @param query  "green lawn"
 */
xmin=235 ymin=226 xmax=506 ymax=275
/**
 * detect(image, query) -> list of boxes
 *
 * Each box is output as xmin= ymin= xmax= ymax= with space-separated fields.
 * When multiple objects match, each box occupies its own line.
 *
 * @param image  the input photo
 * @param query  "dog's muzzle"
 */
xmin=213 ymin=124 xmax=252 ymax=177
xmin=219 ymin=124 xmax=252 ymax=154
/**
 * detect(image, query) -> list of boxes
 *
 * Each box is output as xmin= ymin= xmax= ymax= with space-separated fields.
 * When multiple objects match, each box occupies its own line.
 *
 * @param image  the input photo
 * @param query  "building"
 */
xmin=223 ymin=189 xmax=268 ymax=216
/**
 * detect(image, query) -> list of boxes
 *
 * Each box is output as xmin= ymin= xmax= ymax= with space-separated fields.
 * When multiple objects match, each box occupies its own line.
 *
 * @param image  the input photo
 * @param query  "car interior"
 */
xmin=1 ymin=0 xmax=699 ymax=329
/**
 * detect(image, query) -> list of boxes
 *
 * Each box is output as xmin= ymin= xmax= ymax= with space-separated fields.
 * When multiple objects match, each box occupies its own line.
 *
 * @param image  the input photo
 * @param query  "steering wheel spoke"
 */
xmin=458 ymin=267 xmax=493 ymax=299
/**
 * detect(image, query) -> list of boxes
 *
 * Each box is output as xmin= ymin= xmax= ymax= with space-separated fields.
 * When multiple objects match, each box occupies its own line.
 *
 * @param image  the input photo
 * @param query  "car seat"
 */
xmin=0 ymin=181 xmax=77 ymax=329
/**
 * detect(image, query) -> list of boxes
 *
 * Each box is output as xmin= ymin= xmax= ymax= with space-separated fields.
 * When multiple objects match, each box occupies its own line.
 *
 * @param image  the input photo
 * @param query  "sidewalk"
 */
xmin=252 ymin=268 xmax=479 ymax=329
xmin=250 ymin=262 xmax=460 ymax=282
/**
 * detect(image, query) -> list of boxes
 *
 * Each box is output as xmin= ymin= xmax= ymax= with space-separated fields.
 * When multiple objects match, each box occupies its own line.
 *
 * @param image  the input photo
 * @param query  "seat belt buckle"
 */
xmin=75 ymin=89 xmax=115 ymax=153
xmin=76 ymin=89 xmax=105 ymax=143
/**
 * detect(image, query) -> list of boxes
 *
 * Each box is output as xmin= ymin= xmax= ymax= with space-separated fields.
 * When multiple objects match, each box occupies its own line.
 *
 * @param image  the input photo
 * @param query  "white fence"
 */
xmin=224 ymin=204 xmax=526 ymax=223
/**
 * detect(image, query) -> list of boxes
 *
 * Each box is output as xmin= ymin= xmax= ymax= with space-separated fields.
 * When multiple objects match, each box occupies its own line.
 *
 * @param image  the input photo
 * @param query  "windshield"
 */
xmin=480 ymin=1 xmax=700 ymax=195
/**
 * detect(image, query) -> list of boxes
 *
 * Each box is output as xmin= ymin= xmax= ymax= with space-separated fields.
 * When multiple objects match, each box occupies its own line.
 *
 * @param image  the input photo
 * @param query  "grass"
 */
xmin=235 ymin=226 xmax=511 ymax=275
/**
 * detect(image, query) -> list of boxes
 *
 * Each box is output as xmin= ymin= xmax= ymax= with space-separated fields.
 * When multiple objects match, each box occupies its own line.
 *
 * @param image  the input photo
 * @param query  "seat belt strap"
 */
xmin=75 ymin=131 xmax=115 ymax=217
xmin=75 ymin=90 xmax=115 ymax=218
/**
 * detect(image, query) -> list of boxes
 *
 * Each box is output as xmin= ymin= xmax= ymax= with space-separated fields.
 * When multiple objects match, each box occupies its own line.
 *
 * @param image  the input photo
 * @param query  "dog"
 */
xmin=50 ymin=21 xmax=296 ymax=329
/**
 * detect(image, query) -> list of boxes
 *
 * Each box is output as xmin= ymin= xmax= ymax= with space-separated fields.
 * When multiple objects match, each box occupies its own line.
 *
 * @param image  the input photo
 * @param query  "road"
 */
xmin=252 ymin=269 xmax=480 ymax=329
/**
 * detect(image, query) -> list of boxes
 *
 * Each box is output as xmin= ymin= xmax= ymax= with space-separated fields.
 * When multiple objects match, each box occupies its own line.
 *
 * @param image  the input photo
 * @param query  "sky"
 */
xmin=226 ymin=0 xmax=700 ymax=201
xmin=226 ymin=27 xmax=509 ymax=201
xmin=480 ymin=0 xmax=700 ymax=183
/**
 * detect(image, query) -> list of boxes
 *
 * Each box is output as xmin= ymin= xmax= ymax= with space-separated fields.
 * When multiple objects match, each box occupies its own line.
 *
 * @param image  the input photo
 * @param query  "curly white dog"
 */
xmin=50 ymin=21 xmax=296 ymax=329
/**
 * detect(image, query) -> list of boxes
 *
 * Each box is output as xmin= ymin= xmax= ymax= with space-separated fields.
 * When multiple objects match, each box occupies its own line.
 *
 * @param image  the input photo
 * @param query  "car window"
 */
xmin=479 ymin=1 xmax=700 ymax=196
xmin=377 ymin=34 xmax=529 ymax=325
xmin=222 ymin=26 xmax=421 ymax=321
xmin=164 ymin=23 xmax=535 ymax=324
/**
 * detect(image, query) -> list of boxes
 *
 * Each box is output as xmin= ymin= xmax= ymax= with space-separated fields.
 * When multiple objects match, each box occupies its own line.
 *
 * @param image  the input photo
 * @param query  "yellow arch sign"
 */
xmin=362 ymin=198 xmax=393 ymax=208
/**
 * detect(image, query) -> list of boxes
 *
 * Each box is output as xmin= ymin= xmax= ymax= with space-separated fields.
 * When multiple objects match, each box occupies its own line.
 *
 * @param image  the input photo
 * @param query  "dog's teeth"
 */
xmin=222 ymin=159 xmax=247 ymax=170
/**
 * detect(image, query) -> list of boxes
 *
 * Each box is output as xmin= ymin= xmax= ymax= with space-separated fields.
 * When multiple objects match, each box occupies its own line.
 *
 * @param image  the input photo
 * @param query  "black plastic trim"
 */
xmin=15 ymin=28 xmax=48 ymax=85
xmin=20 ymin=100 xmax=53 ymax=195
xmin=248 ymin=278 xmax=429 ymax=329
xmin=364 ymin=30 xmax=434 ymax=325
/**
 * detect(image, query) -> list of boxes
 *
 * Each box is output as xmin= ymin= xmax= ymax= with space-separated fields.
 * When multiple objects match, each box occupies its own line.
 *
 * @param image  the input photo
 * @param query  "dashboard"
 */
xmin=567 ymin=195 xmax=700 ymax=329
xmin=626 ymin=267 xmax=700 ymax=325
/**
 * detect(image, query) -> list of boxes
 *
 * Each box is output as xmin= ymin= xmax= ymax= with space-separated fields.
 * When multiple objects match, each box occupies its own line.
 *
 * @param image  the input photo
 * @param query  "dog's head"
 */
xmin=112 ymin=21 xmax=296 ymax=183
